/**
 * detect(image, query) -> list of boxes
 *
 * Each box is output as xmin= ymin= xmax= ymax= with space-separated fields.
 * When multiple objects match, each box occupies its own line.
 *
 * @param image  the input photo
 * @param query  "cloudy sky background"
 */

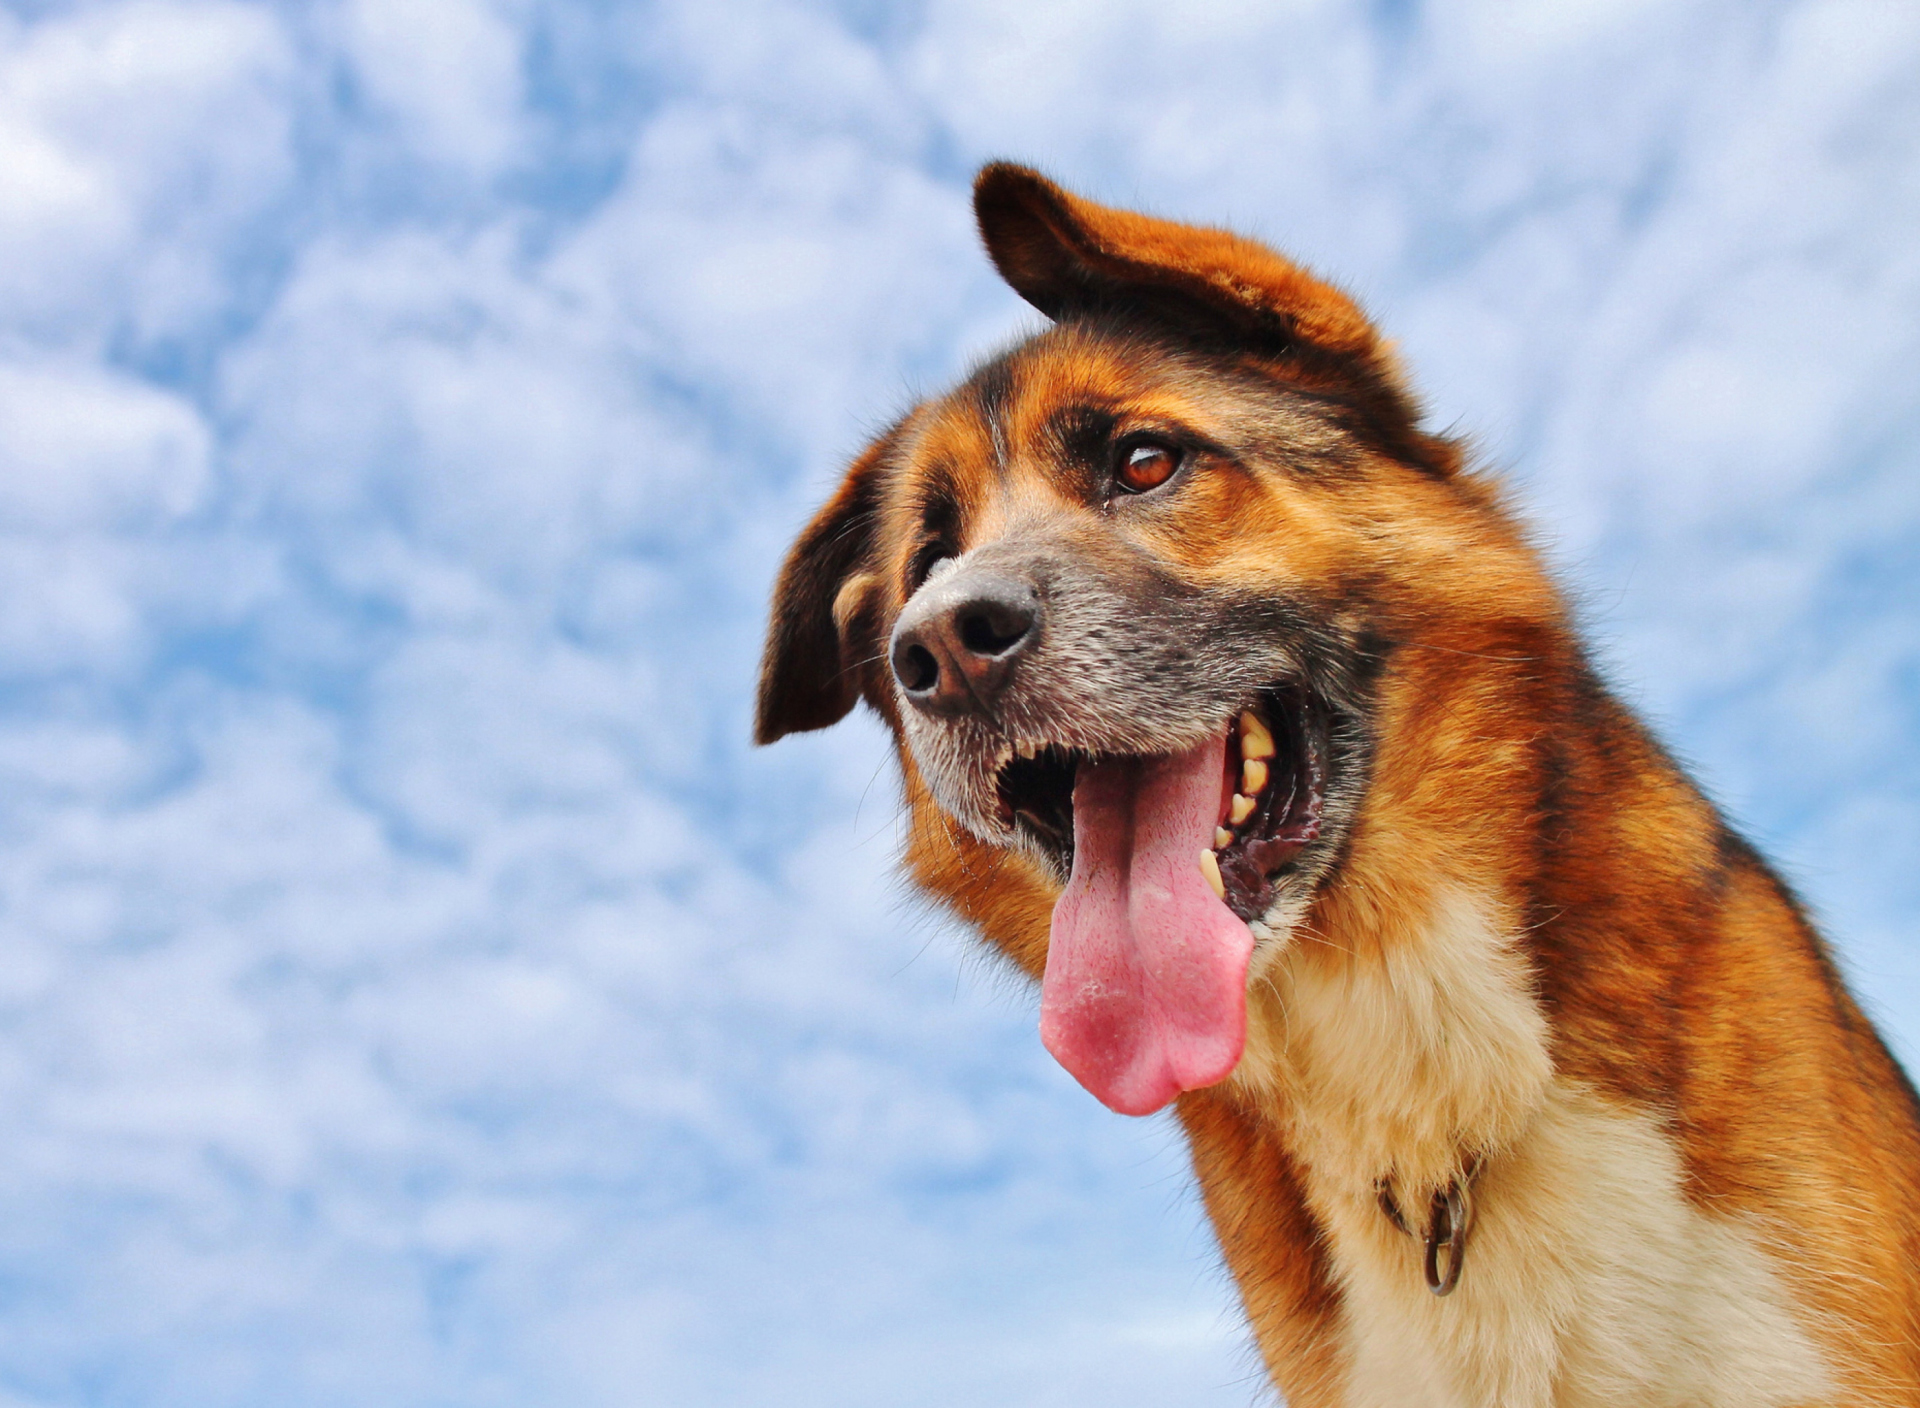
xmin=0 ymin=1 xmax=1915 ymax=1404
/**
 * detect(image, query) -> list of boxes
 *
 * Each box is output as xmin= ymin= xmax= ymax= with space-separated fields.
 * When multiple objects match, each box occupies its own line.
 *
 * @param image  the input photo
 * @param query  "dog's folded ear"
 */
xmin=974 ymin=162 xmax=1457 ymax=477
xmin=754 ymin=432 xmax=894 ymax=745
xmin=973 ymin=163 xmax=1381 ymax=359
xmin=975 ymin=163 xmax=1382 ymax=357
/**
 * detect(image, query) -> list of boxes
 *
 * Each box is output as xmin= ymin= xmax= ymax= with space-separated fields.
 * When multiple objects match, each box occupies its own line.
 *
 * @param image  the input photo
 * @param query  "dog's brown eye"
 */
xmin=908 ymin=542 xmax=952 ymax=591
xmin=1116 ymin=440 xmax=1181 ymax=494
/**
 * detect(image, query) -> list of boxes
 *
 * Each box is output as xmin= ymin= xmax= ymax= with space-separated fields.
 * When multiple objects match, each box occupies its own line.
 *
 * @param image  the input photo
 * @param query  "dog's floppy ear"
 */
xmin=975 ymin=162 xmax=1382 ymax=357
xmin=974 ymin=161 xmax=1377 ymax=358
xmin=973 ymin=162 xmax=1459 ymax=476
xmin=754 ymin=432 xmax=895 ymax=746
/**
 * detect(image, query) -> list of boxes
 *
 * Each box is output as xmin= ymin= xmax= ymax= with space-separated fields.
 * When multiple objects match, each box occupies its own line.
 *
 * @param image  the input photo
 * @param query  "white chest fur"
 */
xmin=1232 ymin=890 xmax=1836 ymax=1408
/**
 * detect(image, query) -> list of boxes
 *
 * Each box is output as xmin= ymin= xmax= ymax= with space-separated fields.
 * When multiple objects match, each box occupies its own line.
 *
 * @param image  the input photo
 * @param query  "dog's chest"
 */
xmin=1235 ymin=892 xmax=1837 ymax=1408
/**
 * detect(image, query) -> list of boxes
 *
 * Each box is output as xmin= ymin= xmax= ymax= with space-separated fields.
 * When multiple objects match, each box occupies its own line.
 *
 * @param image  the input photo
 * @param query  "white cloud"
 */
xmin=0 ymin=361 xmax=211 ymax=528
xmin=0 ymin=1 xmax=1912 ymax=1404
xmin=552 ymin=103 xmax=989 ymax=461
xmin=0 ymin=1 xmax=293 ymax=344
xmin=339 ymin=0 xmax=526 ymax=174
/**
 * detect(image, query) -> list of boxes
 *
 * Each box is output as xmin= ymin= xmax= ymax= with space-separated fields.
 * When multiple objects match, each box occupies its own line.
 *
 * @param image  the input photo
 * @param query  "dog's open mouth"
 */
xmin=995 ymin=686 xmax=1328 ymax=923
xmin=977 ymin=687 xmax=1342 ymax=1115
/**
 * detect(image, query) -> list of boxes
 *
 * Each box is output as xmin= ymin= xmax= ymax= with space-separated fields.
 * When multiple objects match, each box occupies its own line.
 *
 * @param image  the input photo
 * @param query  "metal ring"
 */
xmin=1424 ymin=1180 xmax=1470 ymax=1297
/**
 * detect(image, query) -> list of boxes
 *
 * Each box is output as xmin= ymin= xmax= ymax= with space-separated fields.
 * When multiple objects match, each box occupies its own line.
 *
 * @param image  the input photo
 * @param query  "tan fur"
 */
xmin=756 ymin=165 xmax=1920 ymax=1405
xmin=1249 ymin=888 xmax=1838 ymax=1406
xmin=1238 ymin=887 xmax=1552 ymax=1200
xmin=1339 ymin=1082 xmax=1839 ymax=1407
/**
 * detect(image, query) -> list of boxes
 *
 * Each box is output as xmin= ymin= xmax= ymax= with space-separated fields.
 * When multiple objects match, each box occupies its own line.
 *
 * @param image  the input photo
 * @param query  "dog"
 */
xmin=754 ymin=163 xmax=1920 ymax=1406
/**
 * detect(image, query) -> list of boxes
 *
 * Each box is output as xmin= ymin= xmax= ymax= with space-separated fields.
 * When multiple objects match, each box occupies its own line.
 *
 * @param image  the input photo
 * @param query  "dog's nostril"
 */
xmin=958 ymin=603 xmax=1034 ymax=658
xmin=889 ymin=576 xmax=1040 ymax=714
xmin=895 ymin=641 xmax=941 ymax=693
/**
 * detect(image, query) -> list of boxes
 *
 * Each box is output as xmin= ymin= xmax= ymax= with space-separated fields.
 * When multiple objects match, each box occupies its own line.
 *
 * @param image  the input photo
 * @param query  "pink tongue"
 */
xmin=1040 ymin=734 xmax=1254 ymax=1116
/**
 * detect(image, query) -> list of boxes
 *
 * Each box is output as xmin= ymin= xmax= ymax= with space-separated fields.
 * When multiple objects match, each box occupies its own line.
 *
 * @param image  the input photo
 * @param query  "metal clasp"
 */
xmin=1422 ymin=1176 xmax=1473 ymax=1297
xmin=1375 ymin=1155 xmax=1481 ymax=1297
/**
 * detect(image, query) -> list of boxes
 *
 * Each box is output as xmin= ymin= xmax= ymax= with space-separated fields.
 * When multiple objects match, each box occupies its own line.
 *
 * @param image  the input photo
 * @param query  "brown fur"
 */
xmin=756 ymin=164 xmax=1920 ymax=1406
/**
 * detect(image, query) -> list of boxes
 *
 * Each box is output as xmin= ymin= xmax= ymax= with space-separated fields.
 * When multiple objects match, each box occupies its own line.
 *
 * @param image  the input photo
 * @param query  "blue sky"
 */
xmin=0 ymin=1 xmax=1915 ymax=1404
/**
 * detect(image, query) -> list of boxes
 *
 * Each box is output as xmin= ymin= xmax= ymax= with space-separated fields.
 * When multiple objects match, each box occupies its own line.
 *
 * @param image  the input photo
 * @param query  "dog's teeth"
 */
xmin=1198 ymin=849 xmax=1225 ymax=899
xmin=1238 ymin=711 xmax=1276 ymax=761
xmin=1242 ymin=759 xmax=1269 ymax=796
xmin=1229 ymin=793 xmax=1256 ymax=826
xmin=1215 ymin=826 xmax=1234 ymax=850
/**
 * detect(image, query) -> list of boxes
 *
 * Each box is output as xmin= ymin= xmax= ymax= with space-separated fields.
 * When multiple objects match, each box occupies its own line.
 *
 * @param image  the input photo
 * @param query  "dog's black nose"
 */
xmin=890 ymin=573 xmax=1041 ymax=718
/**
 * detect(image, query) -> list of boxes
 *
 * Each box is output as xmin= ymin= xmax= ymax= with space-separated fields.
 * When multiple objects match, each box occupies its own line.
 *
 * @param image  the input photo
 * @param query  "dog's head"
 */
xmin=757 ymin=165 xmax=1550 ymax=1115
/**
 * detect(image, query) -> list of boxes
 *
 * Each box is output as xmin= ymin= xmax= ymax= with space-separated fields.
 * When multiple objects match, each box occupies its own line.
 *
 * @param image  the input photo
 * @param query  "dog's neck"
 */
xmin=1202 ymin=658 xmax=1843 ymax=1407
xmin=1233 ymin=878 xmax=1552 ymax=1204
xmin=1229 ymin=633 xmax=1565 ymax=1202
